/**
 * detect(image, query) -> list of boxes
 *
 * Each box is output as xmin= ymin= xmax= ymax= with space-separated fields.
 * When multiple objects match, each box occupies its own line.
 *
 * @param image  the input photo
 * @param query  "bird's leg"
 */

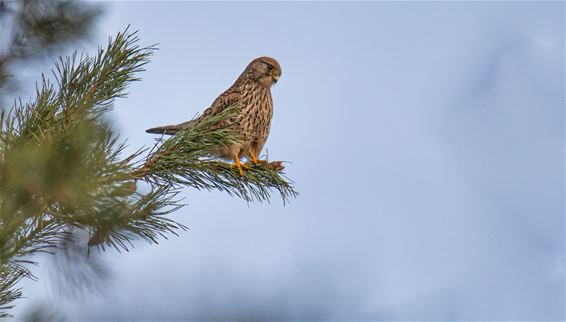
xmin=230 ymin=152 xmax=248 ymax=176
xmin=247 ymin=149 xmax=267 ymax=165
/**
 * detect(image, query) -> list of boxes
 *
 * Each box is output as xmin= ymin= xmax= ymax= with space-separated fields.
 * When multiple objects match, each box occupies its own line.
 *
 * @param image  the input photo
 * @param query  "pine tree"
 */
xmin=0 ymin=28 xmax=298 ymax=317
xmin=0 ymin=0 xmax=101 ymax=89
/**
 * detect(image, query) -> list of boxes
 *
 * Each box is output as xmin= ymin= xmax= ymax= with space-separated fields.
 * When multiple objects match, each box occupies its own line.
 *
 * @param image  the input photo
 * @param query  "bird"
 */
xmin=146 ymin=56 xmax=282 ymax=175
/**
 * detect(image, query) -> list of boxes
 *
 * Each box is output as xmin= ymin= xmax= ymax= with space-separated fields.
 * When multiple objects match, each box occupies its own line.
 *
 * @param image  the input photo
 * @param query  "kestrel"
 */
xmin=146 ymin=56 xmax=282 ymax=175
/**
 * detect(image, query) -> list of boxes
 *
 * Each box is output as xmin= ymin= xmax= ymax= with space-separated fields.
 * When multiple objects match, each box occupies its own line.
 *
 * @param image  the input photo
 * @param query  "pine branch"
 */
xmin=135 ymin=104 xmax=298 ymax=204
xmin=0 ymin=28 xmax=165 ymax=316
xmin=0 ymin=263 xmax=30 ymax=318
xmin=0 ymin=28 xmax=298 ymax=317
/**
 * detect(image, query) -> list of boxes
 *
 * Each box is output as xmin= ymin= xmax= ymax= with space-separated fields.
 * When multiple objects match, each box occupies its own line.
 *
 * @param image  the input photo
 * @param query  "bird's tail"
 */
xmin=145 ymin=125 xmax=182 ymax=135
xmin=145 ymin=120 xmax=198 ymax=135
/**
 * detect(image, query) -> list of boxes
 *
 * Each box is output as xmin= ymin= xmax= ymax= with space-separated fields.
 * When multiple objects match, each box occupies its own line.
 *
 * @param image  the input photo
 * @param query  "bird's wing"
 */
xmin=196 ymin=86 xmax=241 ymax=122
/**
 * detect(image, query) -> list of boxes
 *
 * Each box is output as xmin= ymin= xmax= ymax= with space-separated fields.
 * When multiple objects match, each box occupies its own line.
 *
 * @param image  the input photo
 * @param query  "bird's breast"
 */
xmin=237 ymin=86 xmax=273 ymax=142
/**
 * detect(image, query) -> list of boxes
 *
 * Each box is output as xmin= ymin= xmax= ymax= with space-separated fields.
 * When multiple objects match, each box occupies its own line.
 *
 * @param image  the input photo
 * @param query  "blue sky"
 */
xmin=14 ymin=1 xmax=565 ymax=320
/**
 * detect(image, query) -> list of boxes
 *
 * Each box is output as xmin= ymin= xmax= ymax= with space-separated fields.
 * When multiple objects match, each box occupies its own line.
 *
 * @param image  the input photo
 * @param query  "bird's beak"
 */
xmin=273 ymin=74 xmax=279 ymax=83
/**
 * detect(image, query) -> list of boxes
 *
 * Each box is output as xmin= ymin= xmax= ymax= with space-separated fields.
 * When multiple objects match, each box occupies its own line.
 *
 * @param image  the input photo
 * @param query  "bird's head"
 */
xmin=244 ymin=56 xmax=282 ymax=88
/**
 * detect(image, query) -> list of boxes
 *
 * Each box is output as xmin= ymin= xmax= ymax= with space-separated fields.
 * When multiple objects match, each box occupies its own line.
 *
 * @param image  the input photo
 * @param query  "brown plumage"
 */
xmin=146 ymin=56 xmax=282 ymax=174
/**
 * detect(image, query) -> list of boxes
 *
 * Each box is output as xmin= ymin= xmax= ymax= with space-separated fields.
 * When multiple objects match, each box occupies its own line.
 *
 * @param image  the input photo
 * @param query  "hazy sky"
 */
xmin=14 ymin=1 xmax=565 ymax=320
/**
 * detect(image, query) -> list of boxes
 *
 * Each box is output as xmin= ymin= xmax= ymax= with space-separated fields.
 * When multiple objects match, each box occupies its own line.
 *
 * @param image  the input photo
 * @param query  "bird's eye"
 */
xmin=267 ymin=64 xmax=273 ymax=70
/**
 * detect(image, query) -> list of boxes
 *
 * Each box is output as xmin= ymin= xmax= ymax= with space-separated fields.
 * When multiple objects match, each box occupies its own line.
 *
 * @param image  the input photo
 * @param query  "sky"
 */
xmin=12 ymin=1 xmax=565 ymax=321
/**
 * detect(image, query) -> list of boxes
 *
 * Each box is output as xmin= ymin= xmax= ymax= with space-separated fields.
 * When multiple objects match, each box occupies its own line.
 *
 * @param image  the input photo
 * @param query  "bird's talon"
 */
xmin=231 ymin=158 xmax=249 ymax=176
xmin=247 ymin=159 xmax=268 ymax=166
xmin=247 ymin=150 xmax=268 ymax=165
xmin=230 ymin=164 xmax=244 ymax=176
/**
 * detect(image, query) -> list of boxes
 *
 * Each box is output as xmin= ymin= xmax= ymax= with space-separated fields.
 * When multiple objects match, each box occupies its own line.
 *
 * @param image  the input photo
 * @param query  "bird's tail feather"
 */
xmin=145 ymin=125 xmax=182 ymax=135
xmin=145 ymin=120 xmax=198 ymax=135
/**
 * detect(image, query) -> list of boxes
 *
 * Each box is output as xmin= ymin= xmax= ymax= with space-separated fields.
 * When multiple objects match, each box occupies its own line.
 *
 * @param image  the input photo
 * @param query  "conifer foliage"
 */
xmin=0 ymin=29 xmax=297 ymax=317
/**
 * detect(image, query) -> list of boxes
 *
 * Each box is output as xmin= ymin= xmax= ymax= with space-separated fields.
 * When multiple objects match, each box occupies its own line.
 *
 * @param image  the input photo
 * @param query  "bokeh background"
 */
xmin=11 ymin=1 xmax=565 ymax=320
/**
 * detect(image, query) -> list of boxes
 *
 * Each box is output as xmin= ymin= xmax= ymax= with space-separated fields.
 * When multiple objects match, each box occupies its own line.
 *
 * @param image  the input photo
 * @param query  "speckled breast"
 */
xmin=235 ymin=84 xmax=273 ymax=152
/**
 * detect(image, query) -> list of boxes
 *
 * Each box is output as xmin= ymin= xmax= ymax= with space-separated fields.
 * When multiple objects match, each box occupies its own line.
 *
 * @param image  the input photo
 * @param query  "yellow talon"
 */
xmin=231 ymin=153 xmax=248 ymax=176
xmin=248 ymin=149 xmax=267 ymax=165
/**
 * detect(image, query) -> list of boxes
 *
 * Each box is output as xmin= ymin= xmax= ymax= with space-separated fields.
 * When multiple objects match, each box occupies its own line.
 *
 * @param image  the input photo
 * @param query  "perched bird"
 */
xmin=146 ymin=56 xmax=282 ymax=175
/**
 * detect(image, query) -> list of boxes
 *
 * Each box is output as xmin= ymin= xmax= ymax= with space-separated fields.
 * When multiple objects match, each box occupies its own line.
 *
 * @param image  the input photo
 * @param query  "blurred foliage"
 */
xmin=0 ymin=28 xmax=298 ymax=318
xmin=0 ymin=0 xmax=102 ymax=89
xmin=23 ymin=303 xmax=65 ymax=322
